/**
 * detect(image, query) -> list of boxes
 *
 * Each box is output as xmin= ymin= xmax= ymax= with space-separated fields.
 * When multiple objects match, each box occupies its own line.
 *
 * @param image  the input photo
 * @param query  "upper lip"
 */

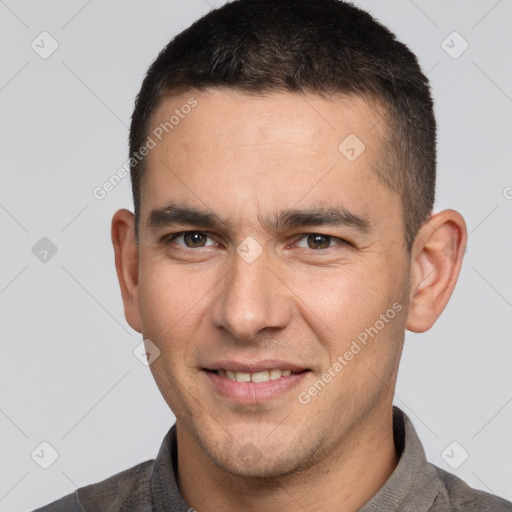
xmin=203 ymin=360 xmax=309 ymax=373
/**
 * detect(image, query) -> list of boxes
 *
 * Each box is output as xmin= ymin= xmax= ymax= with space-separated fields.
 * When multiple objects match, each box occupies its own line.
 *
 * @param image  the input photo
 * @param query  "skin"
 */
xmin=112 ymin=90 xmax=467 ymax=511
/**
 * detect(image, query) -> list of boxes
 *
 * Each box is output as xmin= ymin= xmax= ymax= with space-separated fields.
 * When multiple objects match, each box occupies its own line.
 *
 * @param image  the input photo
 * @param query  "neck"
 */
xmin=177 ymin=404 xmax=399 ymax=512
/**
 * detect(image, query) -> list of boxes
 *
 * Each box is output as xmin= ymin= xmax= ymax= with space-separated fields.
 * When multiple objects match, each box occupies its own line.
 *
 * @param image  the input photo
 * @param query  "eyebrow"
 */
xmin=148 ymin=204 xmax=232 ymax=231
xmin=272 ymin=207 xmax=371 ymax=233
xmin=147 ymin=202 xmax=372 ymax=234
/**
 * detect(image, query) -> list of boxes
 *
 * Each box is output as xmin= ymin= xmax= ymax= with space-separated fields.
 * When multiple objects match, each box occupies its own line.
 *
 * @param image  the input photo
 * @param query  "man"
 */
xmin=35 ymin=0 xmax=512 ymax=510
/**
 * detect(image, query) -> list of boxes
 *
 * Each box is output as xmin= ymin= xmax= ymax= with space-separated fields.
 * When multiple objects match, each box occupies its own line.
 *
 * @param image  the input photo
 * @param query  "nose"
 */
xmin=210 ymin=248 xmax=292 ymax=341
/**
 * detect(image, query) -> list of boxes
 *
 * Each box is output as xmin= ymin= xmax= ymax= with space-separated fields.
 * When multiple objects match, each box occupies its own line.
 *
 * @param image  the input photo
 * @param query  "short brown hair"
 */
xmin=129 ymin=0 xmax=436 ymax=250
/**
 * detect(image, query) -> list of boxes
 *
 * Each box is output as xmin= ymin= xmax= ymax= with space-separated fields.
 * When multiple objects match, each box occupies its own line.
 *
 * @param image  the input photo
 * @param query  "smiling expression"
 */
xmin=130 ymin=89 xmax=412 ymax=477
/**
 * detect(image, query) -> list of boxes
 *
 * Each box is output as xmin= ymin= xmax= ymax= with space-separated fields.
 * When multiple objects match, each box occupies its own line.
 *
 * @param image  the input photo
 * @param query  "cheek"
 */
xmin=285 ymin=259 xmax=406 ymax=352
xmin=138 ymin=263 xmax=208 ymax=407
xmin=138 ymin=260 xmax=212 ymax=345
xmin=288 ymin=266 xmax=373 ymax=333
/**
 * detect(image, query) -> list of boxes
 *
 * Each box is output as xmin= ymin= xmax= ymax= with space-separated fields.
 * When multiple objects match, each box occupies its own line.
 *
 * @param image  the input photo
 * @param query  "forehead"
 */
xmin=141 ymin=89 xmax=399 ymax=233
xmin=148 ymin=88 xmax=384 ymax=159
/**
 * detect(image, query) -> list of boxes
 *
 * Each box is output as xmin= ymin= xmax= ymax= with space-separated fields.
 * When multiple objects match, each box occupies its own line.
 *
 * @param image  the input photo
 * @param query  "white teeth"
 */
xmin=220 ymin=368 xmax=294 ymax=382
xmin=251 ymin=371 xmax=269 ymax=383
xmin=269 ymin=369 xmax=282 ymax=380
xmin=236 ymin=372 xmax=251 ymax=382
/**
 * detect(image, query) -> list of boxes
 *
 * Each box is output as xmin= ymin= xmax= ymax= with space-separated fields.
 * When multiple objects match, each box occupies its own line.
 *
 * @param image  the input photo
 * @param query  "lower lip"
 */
xmin=204 ymin=370 xmax=310 ymax=404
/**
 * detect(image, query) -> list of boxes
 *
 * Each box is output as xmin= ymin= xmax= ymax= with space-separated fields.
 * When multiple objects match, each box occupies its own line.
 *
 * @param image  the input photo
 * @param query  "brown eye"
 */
xmin=183 ymin=232 xmax=209 ymax=247
xmin=307 ymin=234 xmax=331 ymax=249
xmin=297 ymin=233 xmax=341 ymax=250
xmin=167 ymin=231 xmax=216 ymax=248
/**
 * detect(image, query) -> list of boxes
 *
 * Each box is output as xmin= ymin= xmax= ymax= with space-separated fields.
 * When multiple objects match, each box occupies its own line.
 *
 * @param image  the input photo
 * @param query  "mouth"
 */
xmin=202 ymin=363 xmax=311 ymax=404
xmin=207 ymin=368 xmax=308 ymax=383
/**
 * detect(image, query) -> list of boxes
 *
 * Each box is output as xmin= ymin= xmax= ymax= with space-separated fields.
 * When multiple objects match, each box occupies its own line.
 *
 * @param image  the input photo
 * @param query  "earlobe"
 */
xmin=111 ymin=209 xmax=142 ymax=333
xmin=406 ymin=209 xmax=467 ymax=333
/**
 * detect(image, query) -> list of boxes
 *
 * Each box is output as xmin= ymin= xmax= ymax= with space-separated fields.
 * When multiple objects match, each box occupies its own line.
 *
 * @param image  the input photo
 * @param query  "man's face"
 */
xmin=136 ymin=90 xmax=411 ymax=477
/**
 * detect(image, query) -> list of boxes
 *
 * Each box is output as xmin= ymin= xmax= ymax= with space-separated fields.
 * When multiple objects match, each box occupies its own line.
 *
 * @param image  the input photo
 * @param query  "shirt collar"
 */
xmin=150 ymin=422 xmax=189 ymax=511
xmin=359 ymin=406 xmax=441 ymax=511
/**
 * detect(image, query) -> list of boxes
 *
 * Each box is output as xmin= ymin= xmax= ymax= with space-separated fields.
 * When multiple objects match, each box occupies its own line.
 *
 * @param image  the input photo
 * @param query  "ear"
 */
xmin=406 ymin=209 xmax=467 ymax=333
xmin=111 ymin=209 xmax=142 ymax=333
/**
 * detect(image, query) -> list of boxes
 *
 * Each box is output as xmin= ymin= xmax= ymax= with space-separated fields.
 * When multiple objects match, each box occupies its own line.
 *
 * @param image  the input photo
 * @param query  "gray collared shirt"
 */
xmin=34 ymin=407 xmax=512 ymax=511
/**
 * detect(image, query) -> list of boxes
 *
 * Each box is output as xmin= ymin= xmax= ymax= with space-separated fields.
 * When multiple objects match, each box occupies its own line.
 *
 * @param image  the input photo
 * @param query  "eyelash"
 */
xmin=162 ymin=231 xmax=348 ymax=251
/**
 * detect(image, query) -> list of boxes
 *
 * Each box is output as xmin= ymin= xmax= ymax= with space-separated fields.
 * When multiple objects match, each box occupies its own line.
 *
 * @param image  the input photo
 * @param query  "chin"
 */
xmin=202 ymin=432 xmax=325 ymax=481
xmin=215 ymin=453 xmax=301 ymax=480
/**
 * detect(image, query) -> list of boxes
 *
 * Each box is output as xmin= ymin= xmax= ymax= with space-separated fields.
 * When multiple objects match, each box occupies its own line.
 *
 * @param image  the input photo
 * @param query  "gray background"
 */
xmin=1 ymin=0 xmax=511 ymax=510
